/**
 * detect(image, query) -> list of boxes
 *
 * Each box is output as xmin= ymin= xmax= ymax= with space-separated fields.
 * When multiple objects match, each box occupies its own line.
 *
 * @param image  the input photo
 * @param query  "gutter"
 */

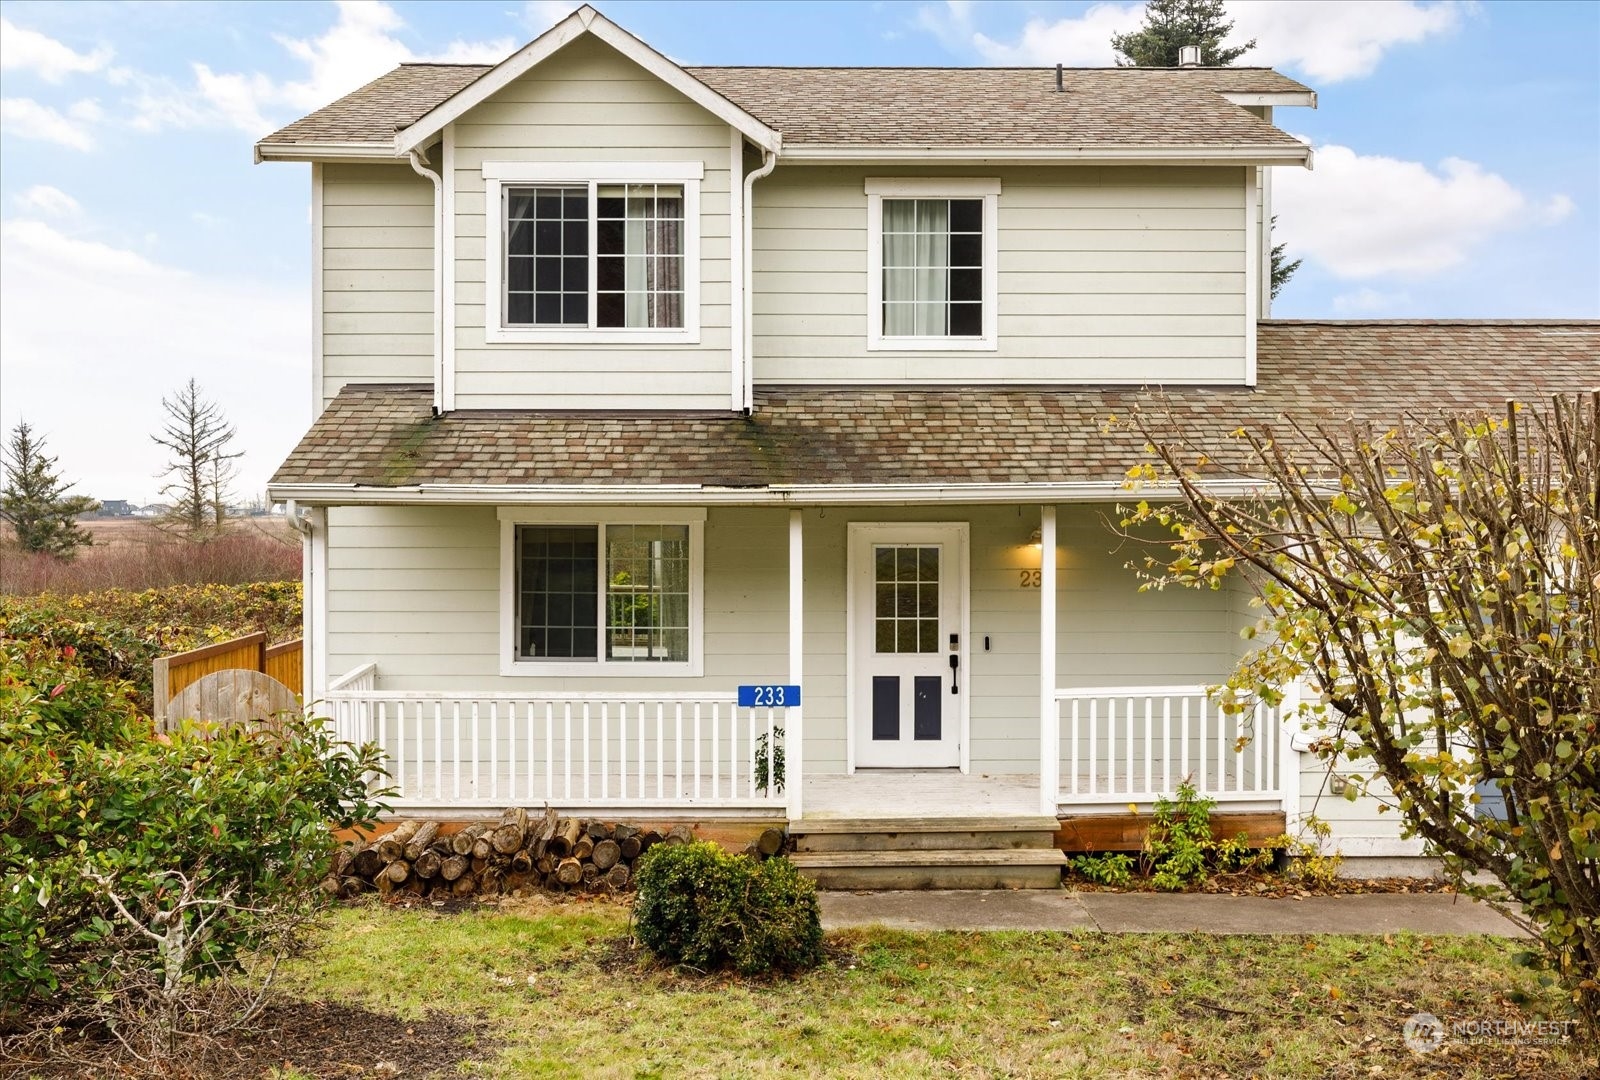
xmin=779 ymin=145 xmax=1314 ymax=169
xmin=267 ymin=478 xmax=1289 ymax=507
xmin=255 ymin=141 xmax=399 ymax=164
xmin=741 ymin=148 xmax=778 ymax=413
xmin=407 ymin=148 xmax=446 ymax=415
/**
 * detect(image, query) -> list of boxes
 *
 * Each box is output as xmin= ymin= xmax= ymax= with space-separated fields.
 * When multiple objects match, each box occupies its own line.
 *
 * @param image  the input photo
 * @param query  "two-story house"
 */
xmin=260 ymin=5 xmax=1596 ymax=886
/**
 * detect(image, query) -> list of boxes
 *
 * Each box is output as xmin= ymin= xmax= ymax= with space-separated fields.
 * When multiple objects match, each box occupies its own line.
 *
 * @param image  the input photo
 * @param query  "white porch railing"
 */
xmin=323 ymin=668 xmax=788 ymax=811
xmin=1055 ymin=685 xmax=1291 ymax=810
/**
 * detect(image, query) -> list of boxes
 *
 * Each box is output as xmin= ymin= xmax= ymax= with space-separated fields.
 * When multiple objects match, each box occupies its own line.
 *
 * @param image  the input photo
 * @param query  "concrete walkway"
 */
xmin=818 ymin=890 xmax=1526 ymax=936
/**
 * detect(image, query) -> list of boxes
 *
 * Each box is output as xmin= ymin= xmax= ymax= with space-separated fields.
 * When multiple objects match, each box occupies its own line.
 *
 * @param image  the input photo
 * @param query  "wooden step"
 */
xmin=790 ymin=816 xmax=1062 ymax=853
xmin=789 ymin=848 xmax=1067 ymax=891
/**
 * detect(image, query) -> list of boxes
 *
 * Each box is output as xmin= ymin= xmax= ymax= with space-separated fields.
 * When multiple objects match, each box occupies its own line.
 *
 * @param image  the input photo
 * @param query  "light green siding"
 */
xmin=449 ymin=35 xmax=734 ymax=410
xmin=751 ymin=164 xmax=1248 ymax=384
xmin=323 ymin=503 xmax=1249 ymax=777
xmin=319 ymin=163 xmax=435 ymax=409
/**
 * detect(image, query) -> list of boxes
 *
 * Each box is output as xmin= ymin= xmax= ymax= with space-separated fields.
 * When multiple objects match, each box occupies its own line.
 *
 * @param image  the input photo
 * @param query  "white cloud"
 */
xmin=967 ymin=3 xmax=1143 ymax=66
xmin=13 ymin=185 xmax=81 ymax=217
xmin=0 ymin=17 xmax=113 ymax=82
xmin=523 ymin=1 xmax=582 ymax=35
xmin=1275 ymin=141 xmax=1574 ymax=279
xmin=1331 ymin=287 xmax=1412 ymax=314
xmin=129 ymin=0 xmax=513 ymax=137
xmin=0 ymin=97 xmax=100 ymax=150
xmin=922 ymin=0 xmax=1466 ymax=81
xmin=1232 ymin=1 xmax=1466 ymax=82
xmin=0 ymin=218 xmax=307 ymax=503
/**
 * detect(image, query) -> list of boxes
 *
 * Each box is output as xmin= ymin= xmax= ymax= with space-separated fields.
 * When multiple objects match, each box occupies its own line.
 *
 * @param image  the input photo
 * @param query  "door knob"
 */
xmin=949 ymin=652 xmax=960 ymax=694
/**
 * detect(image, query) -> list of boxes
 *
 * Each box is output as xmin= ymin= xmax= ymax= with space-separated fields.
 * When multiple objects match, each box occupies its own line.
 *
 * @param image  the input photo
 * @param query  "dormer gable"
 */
xmin=394 ymin=4 xmax=780 ymax=159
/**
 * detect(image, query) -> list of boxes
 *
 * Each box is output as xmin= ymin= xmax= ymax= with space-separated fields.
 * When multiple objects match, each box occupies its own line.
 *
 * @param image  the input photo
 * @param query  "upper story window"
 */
xmin=866 ymin=178 xmax=999 ymax=352
xmin=484 ymin=162 xmax=701 ymax=345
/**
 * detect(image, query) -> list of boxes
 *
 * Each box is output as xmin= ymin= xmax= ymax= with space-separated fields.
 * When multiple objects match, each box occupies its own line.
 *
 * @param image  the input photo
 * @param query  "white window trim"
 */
xmin=483 ymin=161 xmax=703 ymax=346
xmin=497 ymin=507 xmax=706 ymax=678
xmin=865 ymin=177 xmax=1000 ymax=353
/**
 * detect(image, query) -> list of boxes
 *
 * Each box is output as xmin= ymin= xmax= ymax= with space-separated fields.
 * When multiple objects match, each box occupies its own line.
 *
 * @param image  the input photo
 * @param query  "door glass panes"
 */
xmin=881 ymin=197 xmax=982 ymax=337
xmin=605 ymin=524 xmax=691 ymax=662
xmin=505 ymin=186 xmax=588 ymax=326
xmin=874 ymin=545 xmax=939 ymax=654
xmin=517 ymin=526 xmax=599 ymax=659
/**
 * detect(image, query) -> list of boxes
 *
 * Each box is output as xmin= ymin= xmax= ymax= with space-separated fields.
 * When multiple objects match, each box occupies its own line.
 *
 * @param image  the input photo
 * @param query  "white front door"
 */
xmin=849 ymin=523 xmax=967 ymax=768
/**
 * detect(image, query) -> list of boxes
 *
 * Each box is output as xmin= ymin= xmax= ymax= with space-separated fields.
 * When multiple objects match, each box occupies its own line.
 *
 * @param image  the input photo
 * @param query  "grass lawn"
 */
xmin=268 ymin=897 xmax=1589 ymax=1079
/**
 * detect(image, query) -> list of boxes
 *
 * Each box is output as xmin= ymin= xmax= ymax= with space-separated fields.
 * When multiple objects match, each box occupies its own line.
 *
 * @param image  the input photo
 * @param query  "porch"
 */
xmin=323 ymin=669 xmax=1295 ymax=824
xmin=311 ymin=501 xmax=1298 ymax=839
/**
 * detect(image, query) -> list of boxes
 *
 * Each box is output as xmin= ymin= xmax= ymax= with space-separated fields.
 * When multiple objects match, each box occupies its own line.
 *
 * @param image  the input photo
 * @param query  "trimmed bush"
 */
xmin=632 ymin=840 xmax=822 ymax=975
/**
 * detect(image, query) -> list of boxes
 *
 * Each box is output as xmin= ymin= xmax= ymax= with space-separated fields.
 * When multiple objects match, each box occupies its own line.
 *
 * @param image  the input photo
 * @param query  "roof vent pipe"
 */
xmin=1055 ymin=63 xmax=1064 ymax=91
xmin=1179 ymin=45 xmax=1201 ymax=67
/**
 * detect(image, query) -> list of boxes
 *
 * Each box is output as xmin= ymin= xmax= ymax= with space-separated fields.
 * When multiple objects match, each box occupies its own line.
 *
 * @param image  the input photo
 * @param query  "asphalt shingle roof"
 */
xmin=270 ymin=321 xmax=1600 ymax=493
xmin=259 ymin=61 xmax=1310 ymax=151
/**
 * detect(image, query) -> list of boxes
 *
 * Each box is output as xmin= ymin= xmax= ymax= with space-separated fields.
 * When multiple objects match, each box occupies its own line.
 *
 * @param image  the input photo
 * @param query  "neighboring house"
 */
xmin=95 ymin=500 xmax=134 ymax=518
xmin=260 ymin=5 xmax=1596 ymax=884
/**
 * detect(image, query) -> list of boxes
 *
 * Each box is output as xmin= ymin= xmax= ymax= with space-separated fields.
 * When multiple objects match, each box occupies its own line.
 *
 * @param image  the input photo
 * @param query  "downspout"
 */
xmin=285 ymin=500 xmax=316 ymax=707
xmin=741 ymin=148 xmax=777 ymax=415
xmin=407 ymin=147 xmax=445 ymax=417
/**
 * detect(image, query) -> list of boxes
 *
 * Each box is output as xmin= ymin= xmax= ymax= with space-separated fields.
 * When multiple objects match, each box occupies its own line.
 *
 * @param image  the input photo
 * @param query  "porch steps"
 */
xmin=787 ymin=817 xmax=1066 ymax=890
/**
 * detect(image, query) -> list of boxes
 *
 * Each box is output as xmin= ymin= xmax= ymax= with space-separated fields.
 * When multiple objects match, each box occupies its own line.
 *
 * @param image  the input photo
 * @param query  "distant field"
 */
xmin=80 ymin=516 xmax=297 ymax=547
xmin=0 ymin=518 xmax=300 ymax=595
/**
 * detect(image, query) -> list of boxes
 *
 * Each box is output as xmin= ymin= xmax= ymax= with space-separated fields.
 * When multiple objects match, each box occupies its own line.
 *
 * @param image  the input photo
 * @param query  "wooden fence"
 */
xmin=153 ymin=633 xmax=303 ymax=723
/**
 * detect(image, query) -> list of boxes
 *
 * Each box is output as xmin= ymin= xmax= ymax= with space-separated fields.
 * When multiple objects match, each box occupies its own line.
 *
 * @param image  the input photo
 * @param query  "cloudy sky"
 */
xmin=1 ymin=0 xmax=1595 ymax=504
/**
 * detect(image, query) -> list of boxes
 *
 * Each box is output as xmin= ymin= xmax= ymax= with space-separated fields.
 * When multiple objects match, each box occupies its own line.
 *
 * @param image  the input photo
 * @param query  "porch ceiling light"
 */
xmin=1027 ymin=526 xmax=1042 ymax=547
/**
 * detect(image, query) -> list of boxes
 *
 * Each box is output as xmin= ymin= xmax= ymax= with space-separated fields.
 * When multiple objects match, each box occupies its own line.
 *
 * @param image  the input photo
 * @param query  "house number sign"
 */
xmin=738 ymin=685 xmax=801 ymax=708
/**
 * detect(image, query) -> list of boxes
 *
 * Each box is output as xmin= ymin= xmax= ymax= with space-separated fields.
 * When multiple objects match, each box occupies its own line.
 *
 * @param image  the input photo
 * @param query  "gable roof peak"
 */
xmin=393 ymin=3 xmax=780 ymax=155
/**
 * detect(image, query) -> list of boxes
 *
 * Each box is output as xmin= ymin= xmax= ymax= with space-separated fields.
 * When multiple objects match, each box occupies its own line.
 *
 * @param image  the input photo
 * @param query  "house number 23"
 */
xmin=1019 ymin=569 xmax=1043 ymax=588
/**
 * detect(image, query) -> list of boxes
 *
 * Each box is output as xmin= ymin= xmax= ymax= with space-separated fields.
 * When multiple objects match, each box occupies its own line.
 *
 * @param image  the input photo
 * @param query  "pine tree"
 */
xmin=1111 ymin=0 xmax=1254 ymax=67
xmin=152 ymin=378 xmax=241 ymax=537
xmin=1269 ymin=215 xmax=1302 ymax=300
xmin=0 ymin=422 xmax=98 ymax=557
xmin=1112 ymin=1 xmax=1299 ymax=298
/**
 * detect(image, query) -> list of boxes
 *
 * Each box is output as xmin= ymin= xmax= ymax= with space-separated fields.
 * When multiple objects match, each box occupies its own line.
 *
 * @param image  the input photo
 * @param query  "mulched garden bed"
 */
xmin=3 ymin=999 xmax=493 ymax=1079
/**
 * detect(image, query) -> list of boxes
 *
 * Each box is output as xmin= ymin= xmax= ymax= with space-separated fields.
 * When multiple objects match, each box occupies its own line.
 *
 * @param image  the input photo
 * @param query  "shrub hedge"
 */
xmin=0 ymin=630 xmax=383 ymax=1011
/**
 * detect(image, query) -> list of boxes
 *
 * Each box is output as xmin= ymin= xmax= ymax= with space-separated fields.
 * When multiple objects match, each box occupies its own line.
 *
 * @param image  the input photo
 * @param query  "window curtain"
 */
xmin=882 ymin=199 xmax=948 ymax=336
xmin=622 ymin=185 xmax=684 ymax=329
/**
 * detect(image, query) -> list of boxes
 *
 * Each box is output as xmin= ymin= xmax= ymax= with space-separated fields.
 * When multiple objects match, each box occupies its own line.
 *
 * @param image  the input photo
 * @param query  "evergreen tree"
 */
xmin=1112 ymin=1 xmax=1300 ymax=297
xmin=1111 ymin=0 xmax=1254 ymax=67
xmin=0 ymin=422 xmax=98 ymax=557
xmin=1270 ymin=215 xmax=1302 ymax=300
xmin=152 ymin=378 xmax=241 ymax=537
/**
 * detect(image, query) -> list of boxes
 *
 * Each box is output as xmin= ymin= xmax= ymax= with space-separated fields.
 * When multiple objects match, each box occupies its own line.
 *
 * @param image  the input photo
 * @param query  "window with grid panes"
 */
xmin=503 ymin=183 xmax=684 ymax=329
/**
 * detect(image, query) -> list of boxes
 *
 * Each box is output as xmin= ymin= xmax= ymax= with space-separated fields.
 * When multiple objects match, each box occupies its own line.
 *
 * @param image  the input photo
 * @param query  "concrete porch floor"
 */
xmin=801 ymin=770 xmax=1041 ymax=821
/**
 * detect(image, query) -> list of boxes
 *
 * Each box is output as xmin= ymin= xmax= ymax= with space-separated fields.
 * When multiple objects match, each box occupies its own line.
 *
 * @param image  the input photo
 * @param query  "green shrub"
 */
xmin=1071 ymin=853 xmax=1134 ymax=887
xmin=1146 ymin=781 xmax=1218 ymax=890
xmin=0 ymin=635 xmax=384 ymax=1018
xmin=0 ymin=581 xmax=302 ymax=711
xmin=632 ymin=840 xmax=822 ymax=975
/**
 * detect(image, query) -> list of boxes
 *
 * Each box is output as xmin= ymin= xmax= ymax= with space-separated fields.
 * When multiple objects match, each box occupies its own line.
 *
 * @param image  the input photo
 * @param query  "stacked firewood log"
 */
xmin=323 ymin=809 xmax=784 ymax=901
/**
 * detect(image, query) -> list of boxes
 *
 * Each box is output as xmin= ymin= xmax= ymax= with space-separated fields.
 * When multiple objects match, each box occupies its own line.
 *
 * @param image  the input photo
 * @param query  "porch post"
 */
xmin=1038 ymin=505 xmax=1058 ymax=817
xmin=787 ymin=508 xmax=804 ymax=820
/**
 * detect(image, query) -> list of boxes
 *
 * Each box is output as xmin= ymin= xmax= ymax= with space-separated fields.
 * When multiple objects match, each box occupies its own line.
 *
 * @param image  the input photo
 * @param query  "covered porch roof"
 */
xmin=269 ymin=320 xmax=1597 ymax=505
